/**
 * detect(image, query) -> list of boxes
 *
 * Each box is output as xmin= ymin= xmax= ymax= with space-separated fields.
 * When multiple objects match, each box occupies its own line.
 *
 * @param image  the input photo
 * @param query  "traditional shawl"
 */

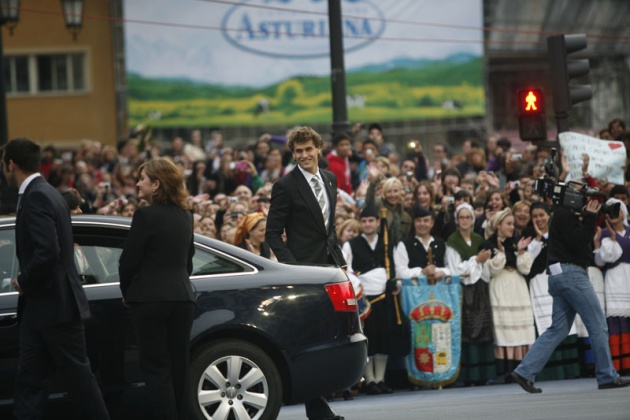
xmin=447 ymin=230 xmax=484 ymax=261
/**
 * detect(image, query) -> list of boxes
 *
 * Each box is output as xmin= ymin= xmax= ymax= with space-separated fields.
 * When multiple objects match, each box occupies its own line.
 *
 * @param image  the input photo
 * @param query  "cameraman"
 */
xmin=510 ymin=198 xmax=630 ymax=392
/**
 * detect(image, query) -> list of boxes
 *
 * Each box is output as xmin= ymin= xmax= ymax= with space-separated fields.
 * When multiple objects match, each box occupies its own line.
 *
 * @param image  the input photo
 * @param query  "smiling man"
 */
xmin=265 ymin=126 xmax=346 ymax=420
xmin=266 ymin=126 xmax=346 ymax=268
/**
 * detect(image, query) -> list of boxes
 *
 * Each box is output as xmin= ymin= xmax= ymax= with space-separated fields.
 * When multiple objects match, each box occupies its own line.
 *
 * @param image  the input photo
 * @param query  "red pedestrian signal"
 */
xmin=525 ymin=91 xmax=538 ymax=111
xmin=517 ymin=88 xmax=546 ymax=141
xmin=518 ymin=88 xmax=545 ymax=115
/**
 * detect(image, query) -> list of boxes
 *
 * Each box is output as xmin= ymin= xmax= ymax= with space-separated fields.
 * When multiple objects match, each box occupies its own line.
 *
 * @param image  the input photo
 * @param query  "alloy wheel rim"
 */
xmin=197 ymin=355 xmax=269 ymax=420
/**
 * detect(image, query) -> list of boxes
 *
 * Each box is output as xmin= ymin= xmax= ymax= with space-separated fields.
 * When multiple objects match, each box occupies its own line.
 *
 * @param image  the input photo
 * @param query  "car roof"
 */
xmin=0 ymin=214 xmax=343 ymax=279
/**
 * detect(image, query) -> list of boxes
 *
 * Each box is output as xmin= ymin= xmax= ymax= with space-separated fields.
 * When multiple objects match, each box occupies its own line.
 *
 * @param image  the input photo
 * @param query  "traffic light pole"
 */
xmin=328 ymin=0 xmax=349 ymax=137
xmin=555 ymin=111 xmax=570 ymax=135
xmin=547 ymin=34 xmax=592 ymax=138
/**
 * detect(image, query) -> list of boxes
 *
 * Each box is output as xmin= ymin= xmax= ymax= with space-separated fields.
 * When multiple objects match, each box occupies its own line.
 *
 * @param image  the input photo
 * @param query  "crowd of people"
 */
xmin=10 ymin=117 xmax=630 ymax=394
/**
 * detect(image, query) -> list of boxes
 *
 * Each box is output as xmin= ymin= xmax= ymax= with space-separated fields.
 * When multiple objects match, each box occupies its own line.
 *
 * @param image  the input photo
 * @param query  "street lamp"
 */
xmin=61 ymin=0 xmax=84 ymax=40
xmin=0 ymin=1 xmax=83 ymax=147
xmin=0 ymin=0 xmax=20 ymax=33
xmin=0 ymin=0 xmax=21 ymax=147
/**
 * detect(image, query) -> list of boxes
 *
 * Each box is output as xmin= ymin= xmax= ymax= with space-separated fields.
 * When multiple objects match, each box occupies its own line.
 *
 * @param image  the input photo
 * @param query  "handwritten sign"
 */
xmin=559 ymin=132 xmax=626 ymax=185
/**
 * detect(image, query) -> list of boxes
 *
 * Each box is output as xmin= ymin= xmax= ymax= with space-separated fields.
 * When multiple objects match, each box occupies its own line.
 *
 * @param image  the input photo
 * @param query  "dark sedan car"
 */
xmin=0 ymin=215 xmax=367 ymax=419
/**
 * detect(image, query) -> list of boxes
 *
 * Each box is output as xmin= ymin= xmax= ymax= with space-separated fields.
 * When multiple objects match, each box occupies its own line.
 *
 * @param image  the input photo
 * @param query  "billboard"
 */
xmin=125 ymin=0 xmax=484 ymax=128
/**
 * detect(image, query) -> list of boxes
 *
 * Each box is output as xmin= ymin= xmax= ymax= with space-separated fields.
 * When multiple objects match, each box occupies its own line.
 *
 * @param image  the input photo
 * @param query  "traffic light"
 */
xmin=547 ymin=34 xmax=592 ymax=134
xmin=517 ymin=88 xmax=546 ymax=141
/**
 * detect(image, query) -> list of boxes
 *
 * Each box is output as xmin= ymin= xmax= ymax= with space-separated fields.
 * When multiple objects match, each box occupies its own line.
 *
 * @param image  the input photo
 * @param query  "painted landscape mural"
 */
xmin=125 ymin=0 xmax=484 ymax=128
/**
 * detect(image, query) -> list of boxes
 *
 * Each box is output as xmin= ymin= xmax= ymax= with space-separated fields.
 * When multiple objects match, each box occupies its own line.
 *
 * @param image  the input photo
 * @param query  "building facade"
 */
xmin=3 ymin=0 xmax=125 ymax=147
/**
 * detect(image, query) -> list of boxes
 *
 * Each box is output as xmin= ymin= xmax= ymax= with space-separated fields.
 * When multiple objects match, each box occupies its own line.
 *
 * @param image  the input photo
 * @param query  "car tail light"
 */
xmin=325 ymin=281 xmax=358 ymax=312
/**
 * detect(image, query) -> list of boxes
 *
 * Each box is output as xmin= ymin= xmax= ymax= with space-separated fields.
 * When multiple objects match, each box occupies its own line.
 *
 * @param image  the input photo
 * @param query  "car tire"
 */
xmin=189 ymin=339 xmax=282 ymax=420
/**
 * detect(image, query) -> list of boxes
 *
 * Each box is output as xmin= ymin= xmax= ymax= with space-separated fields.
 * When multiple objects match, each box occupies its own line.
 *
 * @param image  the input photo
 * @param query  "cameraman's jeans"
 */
xmin=514 ymin=263 xmax=619 ymax=385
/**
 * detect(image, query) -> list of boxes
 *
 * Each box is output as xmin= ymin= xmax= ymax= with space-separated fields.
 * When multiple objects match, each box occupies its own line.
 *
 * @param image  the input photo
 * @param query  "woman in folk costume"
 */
xmin=445 ymin=203 xmax=495 ymax=385
xmin=526 ymin=202 xmax=580 ymax=380
xmin=594 ymin=198 xmax=630 ymax=374
xmin=479 ymin=207 xmax=535 ymax=379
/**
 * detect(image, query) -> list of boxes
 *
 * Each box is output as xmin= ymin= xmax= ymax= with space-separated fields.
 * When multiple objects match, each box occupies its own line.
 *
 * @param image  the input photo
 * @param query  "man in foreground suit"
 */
xmin=266 ymin=126 xmax=346 ymax=420
xmin=3 ymin=138 xmax=109 ymax=419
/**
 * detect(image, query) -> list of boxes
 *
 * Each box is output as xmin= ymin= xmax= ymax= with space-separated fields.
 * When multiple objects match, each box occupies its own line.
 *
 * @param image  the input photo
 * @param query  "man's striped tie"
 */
xmin=311 ymin=177 xmax=328 ymax=229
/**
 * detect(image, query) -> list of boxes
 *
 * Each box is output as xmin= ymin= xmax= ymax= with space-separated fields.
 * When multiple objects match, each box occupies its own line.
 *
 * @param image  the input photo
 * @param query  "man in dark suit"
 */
xmin=2 ymin=138 xmax=109 ymax=420
xmin=266 ymin=126 xmax=346 ymax=420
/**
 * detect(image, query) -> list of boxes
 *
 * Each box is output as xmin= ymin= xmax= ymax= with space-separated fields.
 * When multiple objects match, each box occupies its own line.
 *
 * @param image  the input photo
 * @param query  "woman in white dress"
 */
xmin=479 ymin=208 xmax=534 ymax=379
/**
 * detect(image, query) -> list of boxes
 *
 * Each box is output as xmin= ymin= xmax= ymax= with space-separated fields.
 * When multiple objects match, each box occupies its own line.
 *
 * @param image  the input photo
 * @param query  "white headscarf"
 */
xmin=455 ymin=203 xmax=475 ymax=224
xmin=606 ymin=197 xmax=629 ymax=226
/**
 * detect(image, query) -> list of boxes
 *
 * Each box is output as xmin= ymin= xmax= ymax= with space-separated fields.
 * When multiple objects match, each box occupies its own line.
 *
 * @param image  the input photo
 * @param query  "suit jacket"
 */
xmin=15 ymin=176 xmax=91 ymax=328
xmin=119 ymin=203 xmax=195 ymax=303
xmin=266 ymin=168 xmax=346 ymax=266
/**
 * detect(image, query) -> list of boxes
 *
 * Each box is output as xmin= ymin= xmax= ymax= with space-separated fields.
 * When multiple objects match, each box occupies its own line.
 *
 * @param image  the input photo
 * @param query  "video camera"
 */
xmin=534 ymin=148 xmax=620 ymax=219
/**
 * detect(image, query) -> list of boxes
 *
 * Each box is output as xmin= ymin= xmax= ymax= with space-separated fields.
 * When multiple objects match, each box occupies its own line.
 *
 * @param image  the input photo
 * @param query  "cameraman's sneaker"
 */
xmin=598 ymin=377 xmax=630 ymax=390
xmin=510 ymin=371 xmax=542 ymax=394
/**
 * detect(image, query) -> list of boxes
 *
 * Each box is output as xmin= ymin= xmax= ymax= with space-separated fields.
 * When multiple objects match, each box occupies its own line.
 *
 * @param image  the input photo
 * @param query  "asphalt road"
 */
xmin=2 ymin=377 xmax=626 ymax=419
xmin=277 ymin=377 xmax=630 ymax=420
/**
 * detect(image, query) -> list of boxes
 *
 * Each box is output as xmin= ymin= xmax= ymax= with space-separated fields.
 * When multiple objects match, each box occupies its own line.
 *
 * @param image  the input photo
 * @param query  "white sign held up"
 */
xmin=558 ymin=132 xmax=626 ymax=185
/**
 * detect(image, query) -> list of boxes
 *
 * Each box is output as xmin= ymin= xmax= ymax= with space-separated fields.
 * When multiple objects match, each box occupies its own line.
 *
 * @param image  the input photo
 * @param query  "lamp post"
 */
xmin=327 ymin=0 xmax=349 ymax=137
xmin=0 ymin=0 xmax=20 ymax=147
xmin=61 ymin=0 xmax=84 ymax=40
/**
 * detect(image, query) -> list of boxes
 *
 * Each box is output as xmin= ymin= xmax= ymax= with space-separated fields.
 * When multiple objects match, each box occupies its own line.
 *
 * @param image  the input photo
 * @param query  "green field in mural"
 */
xmin=127 ymin=56 xmax=484 ymax=128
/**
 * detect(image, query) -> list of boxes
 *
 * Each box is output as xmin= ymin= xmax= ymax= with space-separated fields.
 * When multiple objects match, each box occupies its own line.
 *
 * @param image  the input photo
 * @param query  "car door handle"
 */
xmin=0 ymin=313 xmax=18 ymax=328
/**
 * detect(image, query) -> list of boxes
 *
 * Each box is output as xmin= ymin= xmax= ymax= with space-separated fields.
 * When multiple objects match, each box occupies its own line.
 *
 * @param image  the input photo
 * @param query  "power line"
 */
xmin=5 ymin=4 xmax=629 ymax=47
xmin=8 ymin=5 xmax=487 ymax=46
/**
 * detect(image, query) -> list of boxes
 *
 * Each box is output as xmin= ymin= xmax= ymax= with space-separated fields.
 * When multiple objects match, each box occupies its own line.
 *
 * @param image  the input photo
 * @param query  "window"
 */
xmin=73 ymin=233 xmax=125 ymax=285
xmin=192 ymin=246 xmax=250 ymax=276
xmin=2 ymin=52 xmax=86 ymax=95
xmin=2 ymin=56 xmax=29 ymax=94
xmin=0 ymin=225 xmax=252 ymax=293
xmin=74 ymin=228 xmax=251 ymax=281
xmin=0 ymin=229 xmax=17 ymax=293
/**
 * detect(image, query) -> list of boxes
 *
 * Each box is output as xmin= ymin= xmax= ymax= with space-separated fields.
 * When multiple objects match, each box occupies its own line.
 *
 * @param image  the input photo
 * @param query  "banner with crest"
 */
xmin=401 ymin=275 xmax=461 ymax=388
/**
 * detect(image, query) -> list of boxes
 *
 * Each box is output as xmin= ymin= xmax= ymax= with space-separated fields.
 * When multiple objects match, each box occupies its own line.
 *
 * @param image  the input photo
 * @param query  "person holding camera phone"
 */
xmin=95 ymin=196 xmax=128 ymax=216
xmin=434 ymin=190 xmax=473 ymax=240
xmin=511 ymin=196 xmax=630 ymax=393
xmin=211 ymin=151 xmax=262 ymax=196
xmin=92 ymin=181 xmax=112 ymax=210
xmin=358 ymin=139 xmax=378 ymax=183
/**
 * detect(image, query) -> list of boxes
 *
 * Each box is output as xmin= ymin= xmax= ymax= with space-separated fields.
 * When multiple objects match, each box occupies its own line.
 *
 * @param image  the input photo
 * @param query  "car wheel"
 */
xmin=190 ymin=339 xmax=282 ymax=420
